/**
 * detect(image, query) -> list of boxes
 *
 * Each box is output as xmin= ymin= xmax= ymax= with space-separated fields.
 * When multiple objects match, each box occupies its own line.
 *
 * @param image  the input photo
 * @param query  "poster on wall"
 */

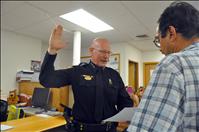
xmin=31 ymin=60 xmax=41 ymax=72
xmin=81 ymin=53 xmax=120 ymax=73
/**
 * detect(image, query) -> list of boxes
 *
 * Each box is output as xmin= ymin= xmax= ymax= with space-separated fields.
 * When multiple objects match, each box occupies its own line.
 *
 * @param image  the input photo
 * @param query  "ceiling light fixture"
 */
xmin=60 ymin=9 xmax=114 ymax=33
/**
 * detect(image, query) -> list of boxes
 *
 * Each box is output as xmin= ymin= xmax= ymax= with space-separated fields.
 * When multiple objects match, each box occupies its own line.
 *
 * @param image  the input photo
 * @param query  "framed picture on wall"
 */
xmin=81 ymin=53 xmax=120 ymax=73
xmin=31 ymin=60 xmax=41 ymax=72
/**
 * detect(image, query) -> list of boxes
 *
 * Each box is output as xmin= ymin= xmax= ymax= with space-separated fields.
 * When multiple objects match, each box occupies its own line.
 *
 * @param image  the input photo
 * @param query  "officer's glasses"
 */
xmin=94 ymin=48 xmax=112 ymax=55
xmin=153 ymin=36 xmax=160 ymax=48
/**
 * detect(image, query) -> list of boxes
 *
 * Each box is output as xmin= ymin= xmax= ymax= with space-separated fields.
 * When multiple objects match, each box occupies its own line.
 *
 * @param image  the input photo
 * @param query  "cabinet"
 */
xmin=18 ymin=81 xmax=69 ymax=112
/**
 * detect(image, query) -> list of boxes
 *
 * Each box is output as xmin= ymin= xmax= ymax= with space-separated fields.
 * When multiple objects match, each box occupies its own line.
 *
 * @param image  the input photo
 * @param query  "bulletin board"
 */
xmin=81 ymin=53 xmax=120 ymax=73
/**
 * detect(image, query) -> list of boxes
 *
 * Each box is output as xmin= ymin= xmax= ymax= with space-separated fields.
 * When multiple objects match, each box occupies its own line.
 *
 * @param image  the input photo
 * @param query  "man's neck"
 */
xmin=175 ymin=37 xmax=199 ymax=52
xmin=90 ymin=60 xmax=105 ymax=69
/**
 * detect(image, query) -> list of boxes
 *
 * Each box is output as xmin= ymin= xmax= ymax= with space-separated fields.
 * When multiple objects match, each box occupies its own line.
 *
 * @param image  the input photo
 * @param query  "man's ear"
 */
xmin=168 ymin=26 xmax=177 ymax=42
xmin=89 ymin=47 xmax=93 ymax=56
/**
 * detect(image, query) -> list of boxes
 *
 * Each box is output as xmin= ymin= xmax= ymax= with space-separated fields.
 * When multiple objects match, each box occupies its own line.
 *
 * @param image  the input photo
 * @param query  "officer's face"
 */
xmin=90 ymin=40 xmax=111 ymax=67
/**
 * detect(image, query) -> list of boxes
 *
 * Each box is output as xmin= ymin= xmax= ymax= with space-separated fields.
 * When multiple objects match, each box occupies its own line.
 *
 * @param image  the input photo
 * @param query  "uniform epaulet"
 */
xmin=79 ymin=62 xmax=88 ymax=66
xmin=72 ymin=62 xmax=88 ymax=68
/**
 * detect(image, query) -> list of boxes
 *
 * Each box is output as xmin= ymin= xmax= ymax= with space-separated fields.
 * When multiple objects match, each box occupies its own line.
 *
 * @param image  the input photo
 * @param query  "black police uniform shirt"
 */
xmin=39 ymin=52 xmax=133 ymax=123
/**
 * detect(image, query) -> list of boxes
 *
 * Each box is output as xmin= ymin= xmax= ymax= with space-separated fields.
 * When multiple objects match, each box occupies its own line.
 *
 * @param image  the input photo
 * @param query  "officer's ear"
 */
xmin=89 ymin=47 xmax=94 ymax=56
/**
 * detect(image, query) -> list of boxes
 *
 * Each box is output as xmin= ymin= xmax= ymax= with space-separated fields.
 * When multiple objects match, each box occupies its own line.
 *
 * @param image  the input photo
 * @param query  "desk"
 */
xmin=18 ymin=81 xmax=69 ymax=112
xmin=1 ymin=115 xmax=66 ymax=132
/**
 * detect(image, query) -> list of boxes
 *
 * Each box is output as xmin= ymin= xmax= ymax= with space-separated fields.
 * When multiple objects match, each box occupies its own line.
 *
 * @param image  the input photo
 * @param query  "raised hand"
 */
xmin=48 ymin=25 xmax=66 ymax=54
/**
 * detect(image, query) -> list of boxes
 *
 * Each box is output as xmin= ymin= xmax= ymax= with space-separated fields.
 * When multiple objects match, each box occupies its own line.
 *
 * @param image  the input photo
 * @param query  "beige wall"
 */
xmin=1 ymin=30 xmax=42 ymax=97
xmin=142 ymin=50 xmax=164 ymax=62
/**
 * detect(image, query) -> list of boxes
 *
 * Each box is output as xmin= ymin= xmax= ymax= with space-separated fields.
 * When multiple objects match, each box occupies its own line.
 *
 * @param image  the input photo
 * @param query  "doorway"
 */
xmin=143 ymin=62 xmax=159 ymax=87
xmin=128 ymin=60 xmax=138 ymax=90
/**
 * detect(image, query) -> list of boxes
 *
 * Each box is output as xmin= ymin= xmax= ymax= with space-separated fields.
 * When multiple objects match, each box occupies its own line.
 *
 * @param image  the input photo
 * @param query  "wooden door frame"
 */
xmin=128 ymin=60 xmax=139 ymax=89
xmin=143 ymin=62 xmax=159 ymax=88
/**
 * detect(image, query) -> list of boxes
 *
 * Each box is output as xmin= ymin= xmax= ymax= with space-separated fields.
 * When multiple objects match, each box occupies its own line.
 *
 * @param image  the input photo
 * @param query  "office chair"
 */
xmin=0 ymin=99 xmax=8 ymax=122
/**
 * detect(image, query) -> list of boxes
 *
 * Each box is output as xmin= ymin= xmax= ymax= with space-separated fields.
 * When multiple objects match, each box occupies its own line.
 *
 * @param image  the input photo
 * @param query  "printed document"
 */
xmin=103 ymin=107 xmax=135 ymax=122
xmin=1 ymin=124 xmax=13 ymax=131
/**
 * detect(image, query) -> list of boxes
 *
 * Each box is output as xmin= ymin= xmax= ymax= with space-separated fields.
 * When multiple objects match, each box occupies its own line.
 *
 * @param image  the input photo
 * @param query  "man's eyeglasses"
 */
xmin=153 ymin=36 xmax=160 ymax=48
xmin=94 ymin=48 xmax=112 ymax=55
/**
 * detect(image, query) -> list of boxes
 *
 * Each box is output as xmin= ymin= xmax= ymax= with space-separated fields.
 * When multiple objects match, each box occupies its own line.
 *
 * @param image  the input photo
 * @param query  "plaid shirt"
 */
xmin=128 ymin=42 xmax=199 ymax=132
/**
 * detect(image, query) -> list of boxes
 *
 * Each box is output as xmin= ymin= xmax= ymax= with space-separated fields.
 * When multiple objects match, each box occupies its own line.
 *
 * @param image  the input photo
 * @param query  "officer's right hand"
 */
xmin=48 ymin=25 xmax=66 ymax=54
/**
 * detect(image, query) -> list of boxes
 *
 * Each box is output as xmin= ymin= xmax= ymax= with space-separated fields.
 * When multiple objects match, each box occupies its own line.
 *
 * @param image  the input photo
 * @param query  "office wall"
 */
xmin=124 ymin=44 xmax=143 ymax=87
xmin=41 ymin=44 xmax=73 ymax=69
xmin=1 ymin=30 xmax=42 ymax=98
xmin=142 ymin=50 xmax=164 ymax=62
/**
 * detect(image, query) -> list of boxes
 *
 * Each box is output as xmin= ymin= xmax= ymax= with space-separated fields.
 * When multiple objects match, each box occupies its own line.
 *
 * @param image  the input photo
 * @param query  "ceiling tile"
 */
xmin=2 ymin=2 xmax=50 ymax=30
xmin=17 ymin=18 xmax=73 ymax=43
xmin=129 ymin=39 xmax=159 ymax=52
xmin=84 ymin=1 xmax=150 ymax=40
xmin=121 ymin=1 xmax=172 ymax=34
xmin=27 ymin=1 xmax=95 ymax=17
xmin=1 ymin=1 xmax=25 ymax=16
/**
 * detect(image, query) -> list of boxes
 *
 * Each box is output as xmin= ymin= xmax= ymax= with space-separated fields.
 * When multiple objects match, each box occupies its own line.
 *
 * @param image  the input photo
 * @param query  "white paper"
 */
xmin=103 ymin=107 xmax=135 ymax=122
xmin=36 ymin=114 xmax=51 ymax=118
xmin=1 ymin=124 xmax=14 ymax=131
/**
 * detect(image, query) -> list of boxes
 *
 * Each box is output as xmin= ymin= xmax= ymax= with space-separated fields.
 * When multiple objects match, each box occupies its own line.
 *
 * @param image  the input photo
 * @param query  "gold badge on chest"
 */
xmin=82 ymin=75 xmax=93 ymax=80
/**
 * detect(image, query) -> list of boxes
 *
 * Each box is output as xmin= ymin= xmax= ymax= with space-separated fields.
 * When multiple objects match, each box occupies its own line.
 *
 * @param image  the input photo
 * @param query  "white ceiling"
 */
xmin=1 ymin=1 xmax=199 ymax=51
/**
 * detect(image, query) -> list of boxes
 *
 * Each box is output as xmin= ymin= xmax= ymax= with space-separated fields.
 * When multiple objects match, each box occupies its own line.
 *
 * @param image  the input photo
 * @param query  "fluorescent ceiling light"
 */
xmin=60 ymin=9 xmax=114 ymax=33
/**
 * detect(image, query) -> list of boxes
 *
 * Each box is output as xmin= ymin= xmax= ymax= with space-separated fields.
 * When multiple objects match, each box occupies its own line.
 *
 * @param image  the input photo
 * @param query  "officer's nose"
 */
xmin=104 ymin=53 xmax=110 ymax=60
xmin=104 ymin=53 xmax=109 ymax=57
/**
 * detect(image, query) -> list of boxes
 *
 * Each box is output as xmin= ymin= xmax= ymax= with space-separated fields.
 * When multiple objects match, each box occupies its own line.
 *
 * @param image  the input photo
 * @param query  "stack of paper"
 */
xmin=16 ymin=70 xmax=34 ymax=82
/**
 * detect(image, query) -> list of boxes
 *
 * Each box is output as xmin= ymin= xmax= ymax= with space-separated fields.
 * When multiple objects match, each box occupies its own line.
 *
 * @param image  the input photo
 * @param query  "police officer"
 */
xmin=39 ymin=25 xmax=133 ymax=132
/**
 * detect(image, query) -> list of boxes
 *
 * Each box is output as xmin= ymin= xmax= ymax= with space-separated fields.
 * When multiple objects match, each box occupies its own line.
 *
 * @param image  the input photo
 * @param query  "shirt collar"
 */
xmin=181 ymin=41 xmax=199 ymax=52
xmin=89 ymin=60 xmax=105 ymax=72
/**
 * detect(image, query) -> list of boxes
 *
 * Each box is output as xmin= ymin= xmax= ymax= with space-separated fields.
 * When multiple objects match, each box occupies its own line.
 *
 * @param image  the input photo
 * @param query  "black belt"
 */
xmin=74 ymin=122 xmax=117 ymax=132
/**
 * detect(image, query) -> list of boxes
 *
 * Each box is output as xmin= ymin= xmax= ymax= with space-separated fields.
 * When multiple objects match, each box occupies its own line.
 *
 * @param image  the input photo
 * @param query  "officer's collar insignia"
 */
xmin=108 ymin=79 xmax=112 ymax=85
xmin=90 ymin=61 xmax=95 ymax=68
xmin=82 ymin=75 xmax=93 ymax=80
